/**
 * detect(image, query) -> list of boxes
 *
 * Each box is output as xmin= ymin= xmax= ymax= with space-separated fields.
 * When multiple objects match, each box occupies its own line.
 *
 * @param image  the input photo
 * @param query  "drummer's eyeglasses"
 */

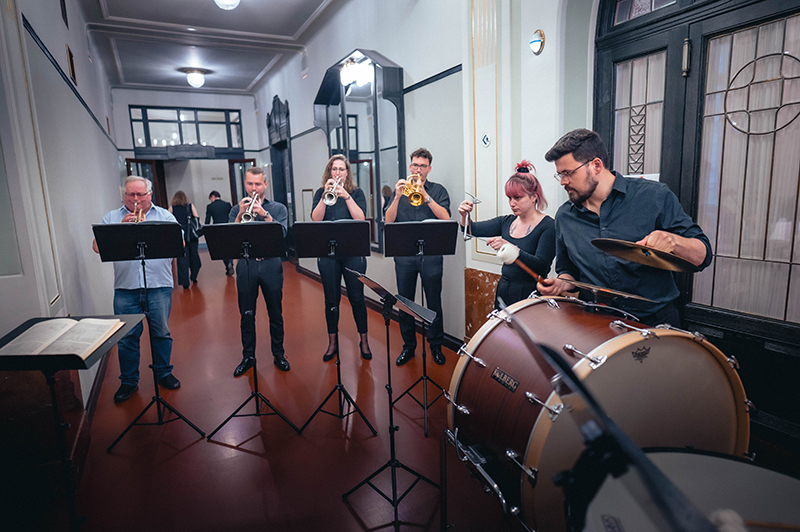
xmin=553 ymin=159 xmax=592 ymax=182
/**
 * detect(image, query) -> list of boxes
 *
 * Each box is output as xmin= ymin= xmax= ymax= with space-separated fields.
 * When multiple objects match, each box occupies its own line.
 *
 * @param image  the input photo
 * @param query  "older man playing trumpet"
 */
xmin=92 ymin=176 xmax=182 ymax=403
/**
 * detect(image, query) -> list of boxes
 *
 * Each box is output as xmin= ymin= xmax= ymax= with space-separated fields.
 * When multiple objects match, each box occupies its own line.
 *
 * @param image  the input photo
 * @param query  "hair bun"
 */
xmin=515 ymin=159 xmax=535 ymax=174
xmin=516 ymin=166 xmax=530 ymax=173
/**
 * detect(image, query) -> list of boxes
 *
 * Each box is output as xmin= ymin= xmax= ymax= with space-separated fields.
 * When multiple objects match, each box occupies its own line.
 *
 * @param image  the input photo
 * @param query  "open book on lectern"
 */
xmin=0 ymin=318 xmax=123 ymax=359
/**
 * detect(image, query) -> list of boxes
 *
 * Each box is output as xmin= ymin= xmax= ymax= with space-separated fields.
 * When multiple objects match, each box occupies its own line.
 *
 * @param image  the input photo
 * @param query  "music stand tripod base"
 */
xmin=343 ymin=274 xmax=439 ymax=532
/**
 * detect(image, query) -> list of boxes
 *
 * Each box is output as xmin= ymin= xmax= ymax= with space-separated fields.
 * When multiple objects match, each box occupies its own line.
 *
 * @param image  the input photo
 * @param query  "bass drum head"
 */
xmin=582 ymin=450 xmax=800 ymax=532
xmin=526 ymin=330 xmax=749 ymax=532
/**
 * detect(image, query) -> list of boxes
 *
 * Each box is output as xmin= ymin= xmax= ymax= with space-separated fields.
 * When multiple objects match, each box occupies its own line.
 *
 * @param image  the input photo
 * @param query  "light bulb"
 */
xmin=186 ymin=70 xmax=205 ymax=88
xmin=213 ymin=0 xmax=240 ymax=10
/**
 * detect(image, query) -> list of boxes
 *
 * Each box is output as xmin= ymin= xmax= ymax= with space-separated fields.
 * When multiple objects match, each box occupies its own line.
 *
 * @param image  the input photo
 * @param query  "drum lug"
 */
xmin=505 ymin=449 xmax=538 ymax=487
xmin=727 ymin=356 xmax=740 ymax=370
xmin=510 ymin=507 xmax=536 ymax=532
xmin=487 ymin=309 xmax=512 ymax=324
xmin=610 ymin=320 xmax=659 ymax=339
xmin=746 ymin=400 xmax=756 ymax=413
xmin=563 ymin=344 xmax=607 ymax=369
xmin=457 ymin=343 xmax=486 ymax=367
xmin=531 ymin=294 xmax=560 ymax=308
xmin=656 ymin=323 xmax=707 ymax=342
xmin=443 ymin=391 xmax=470 ymax=415
xmin=525 ymin=392 xmax=563 ymax=421
xmin=745 ymin=450 xmax=756 ymax=461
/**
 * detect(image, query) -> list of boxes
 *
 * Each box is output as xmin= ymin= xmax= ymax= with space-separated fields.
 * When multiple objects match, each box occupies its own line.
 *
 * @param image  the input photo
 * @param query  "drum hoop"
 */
xmin=447 ymin=296 xmax=571 ymax=431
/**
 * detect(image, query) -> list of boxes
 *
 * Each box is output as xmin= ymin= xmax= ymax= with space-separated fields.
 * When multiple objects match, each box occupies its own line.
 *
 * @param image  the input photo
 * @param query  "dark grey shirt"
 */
xmin=555 ymin=171 xmax=712 ymax=317
xmin=311 ymin=187 xmax=367 ymax=221
xmin=468 ymin=215 xmax=555 ymax=282
xmin=386 ymin=180 xmax=451 ymax=221
xmin=229 ymin=198 xmax=288 ymax=236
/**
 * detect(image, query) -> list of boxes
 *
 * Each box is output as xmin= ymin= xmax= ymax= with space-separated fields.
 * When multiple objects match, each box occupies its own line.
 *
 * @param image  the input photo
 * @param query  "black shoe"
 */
xmin=192 ymin=279 xmax=198 ymax=284
xmin=431 ymin=346 xmax=446 ymax=366
xmin=233 ymin=357 xmax=255 ymax=377
xmin=113 ymin=383 xmax=138 ymax=403
xmin=226 ymin=269 xmax=234 ymax=276
xmin=322 ymin=348 xmax=338 ymax=362
xmin=360 ymin=342 xmax=372 ymax=361
xmin=274 ymin=354 xmax=290 ymax=372
xmin=157 ymin=374 xmax=181 ymax=389
xmin=396 ymin=348 xmax=415 ymax=366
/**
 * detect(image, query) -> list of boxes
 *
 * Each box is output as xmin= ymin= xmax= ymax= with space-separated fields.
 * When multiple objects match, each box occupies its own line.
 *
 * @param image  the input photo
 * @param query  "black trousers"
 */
xmin=236 ymin=258 xmax=284 ymax=358
xmin=177 ymin=239 xmax=201 ymax=287
xmin=318 ymin=256 xmax=368 ymax=334
xmin=494 ymin=277 xmax=537 ymax=309
xmin=394 ymin=256 xmax=444 ymax=350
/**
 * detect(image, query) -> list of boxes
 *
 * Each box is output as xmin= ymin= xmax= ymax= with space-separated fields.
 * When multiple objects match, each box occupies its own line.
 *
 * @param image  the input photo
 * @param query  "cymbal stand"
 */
xmin=207 ymin=244 xmax=299 ymax=440
xmin=108 ymin=242 xmax=205 ymax=452
xmin=343 ymin=295 xmax=439 ymax=531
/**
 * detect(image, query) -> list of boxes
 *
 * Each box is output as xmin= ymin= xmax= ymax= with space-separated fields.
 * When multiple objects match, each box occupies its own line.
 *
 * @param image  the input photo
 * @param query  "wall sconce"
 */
xmin=178 ymin=68 xmax=212 ymax=88
xmin=529 ymin=29 xmax=545 ymax=55
xmin=213 ymin=0 xmax=240 ymax=10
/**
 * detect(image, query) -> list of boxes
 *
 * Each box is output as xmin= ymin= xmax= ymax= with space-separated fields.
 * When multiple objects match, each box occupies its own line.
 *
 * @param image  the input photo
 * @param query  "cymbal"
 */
xmin=558 ymin=278 xmax=657 ymax=303
xmin=592 ymin=238 xmax=699 ymax=273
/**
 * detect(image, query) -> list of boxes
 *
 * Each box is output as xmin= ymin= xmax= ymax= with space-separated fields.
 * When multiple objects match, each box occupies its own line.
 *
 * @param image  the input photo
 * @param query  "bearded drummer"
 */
xmin=537 ymin=129 xmax=712 ymax=327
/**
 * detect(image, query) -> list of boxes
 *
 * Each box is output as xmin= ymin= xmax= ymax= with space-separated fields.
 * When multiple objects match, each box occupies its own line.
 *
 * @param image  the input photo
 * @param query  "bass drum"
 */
xmin=580 ymin=450 xmax=800 ymax=532
xmin=447 ymin=296 xmax=750 ymax=532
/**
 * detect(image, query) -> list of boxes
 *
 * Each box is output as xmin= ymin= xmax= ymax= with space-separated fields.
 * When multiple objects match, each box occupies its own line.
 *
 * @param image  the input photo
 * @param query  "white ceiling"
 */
xmin=80 ymin=0 xmax=337 ymax=93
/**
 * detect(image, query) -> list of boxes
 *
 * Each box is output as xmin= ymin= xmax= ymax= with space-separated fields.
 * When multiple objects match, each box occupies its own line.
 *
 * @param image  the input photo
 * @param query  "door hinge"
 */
xmin=682 ymin=38 xmax=692 ymax=77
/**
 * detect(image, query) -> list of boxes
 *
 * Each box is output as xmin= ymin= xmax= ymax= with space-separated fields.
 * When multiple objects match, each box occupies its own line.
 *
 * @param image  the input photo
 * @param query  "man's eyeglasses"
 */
xmin=553 ymin=159 xmax=592 ymax=182
xmin=410 ymin=163 xmax=429 ymax=170
xmin=125 ymin=192 xmax=151 ymax=198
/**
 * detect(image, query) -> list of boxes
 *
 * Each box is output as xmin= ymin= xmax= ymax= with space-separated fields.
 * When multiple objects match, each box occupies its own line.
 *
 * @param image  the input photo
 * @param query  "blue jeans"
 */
xmin=113 ymin=287 xmax=174 ymax=385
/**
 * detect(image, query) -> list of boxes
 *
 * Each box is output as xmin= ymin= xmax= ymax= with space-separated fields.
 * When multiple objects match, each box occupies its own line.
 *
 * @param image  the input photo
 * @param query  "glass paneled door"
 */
xmin=692 ymin=14 xmax=800 ymax=324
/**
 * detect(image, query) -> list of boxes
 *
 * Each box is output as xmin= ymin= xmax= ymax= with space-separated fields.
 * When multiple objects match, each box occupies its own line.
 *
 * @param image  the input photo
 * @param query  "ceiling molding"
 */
xmin=109 ymin=38 xmax=125 ymax=84
xmin=247 ymin=55 xmax=283 ymax=92
xmin=109 ymin=83 xmax=256 ymax=96
xmin=292 ymin=0 xmax=334 ymax=40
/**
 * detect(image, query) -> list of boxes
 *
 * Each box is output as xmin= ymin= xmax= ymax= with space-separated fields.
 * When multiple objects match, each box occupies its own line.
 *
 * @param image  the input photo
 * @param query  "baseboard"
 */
xmin=294 ymin=264 xmax=463 ymax=353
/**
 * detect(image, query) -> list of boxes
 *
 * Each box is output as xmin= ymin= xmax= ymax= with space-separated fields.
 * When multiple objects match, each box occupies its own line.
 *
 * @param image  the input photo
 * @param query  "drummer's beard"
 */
xmin=566 ymin=168 xmax=598 ymax=205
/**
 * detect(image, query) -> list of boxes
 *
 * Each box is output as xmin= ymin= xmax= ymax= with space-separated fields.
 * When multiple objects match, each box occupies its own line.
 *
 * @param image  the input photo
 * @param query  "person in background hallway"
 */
xmin=537 ymin=128 xmax=712 ymax=326
xmin=228 ymin=167 xmax=291 ymax=374
xmin=384 ymin=147 xmax=451 ymax=366
xmin=169 ymin=191 xmax=202 ymax=289
xmin=205 ymin=190 xmax=234 ymax=275
xmin=311 ymin=155 xmax=373 ymax=361
xmin=458 ymin=160 xmax=555 ymax=308
xmin=92 ymin=176 xmax=181 ymax=403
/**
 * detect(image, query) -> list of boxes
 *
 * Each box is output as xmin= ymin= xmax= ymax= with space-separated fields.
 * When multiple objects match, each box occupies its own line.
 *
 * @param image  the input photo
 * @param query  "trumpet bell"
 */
xmin=402 ymin=174 xmax=425 ymax=207
xmin=323 ymin=177 xmax=342 ymax=206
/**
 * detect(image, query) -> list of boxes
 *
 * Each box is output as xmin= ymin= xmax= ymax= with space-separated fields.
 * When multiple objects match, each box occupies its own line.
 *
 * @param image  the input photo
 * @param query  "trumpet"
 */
xmin=133 ymin=202 xmax=145 ymax=223
xmin=403 ymin=174 xmax=424 ymax=207
xmin=322 ymin=177 xmax=343 ymax=206
xmin=241 ymin=191 xmax=259 ymax=223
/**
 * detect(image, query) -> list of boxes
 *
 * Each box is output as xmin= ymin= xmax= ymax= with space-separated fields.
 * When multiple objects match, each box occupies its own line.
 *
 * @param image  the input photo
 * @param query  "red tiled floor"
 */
xmin=76 ymin=251 xmax=505 ymax=532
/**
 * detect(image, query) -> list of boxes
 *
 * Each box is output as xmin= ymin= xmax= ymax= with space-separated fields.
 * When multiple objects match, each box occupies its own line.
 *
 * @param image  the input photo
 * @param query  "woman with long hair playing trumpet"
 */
xmin=458 ymin=160 xmax=556 ymax=308
xmin=311 ymin=154 xmax=372 ymax=361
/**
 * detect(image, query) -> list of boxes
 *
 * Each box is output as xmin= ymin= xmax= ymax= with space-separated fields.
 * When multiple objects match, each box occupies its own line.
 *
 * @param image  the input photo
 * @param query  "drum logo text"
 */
xmin=491 ymin=367 xmax=519 ymax=392
xmin=601 ymin=514 xmax=626 ymax=532
xmin=632 ymin=346 xmax=650 ymax=363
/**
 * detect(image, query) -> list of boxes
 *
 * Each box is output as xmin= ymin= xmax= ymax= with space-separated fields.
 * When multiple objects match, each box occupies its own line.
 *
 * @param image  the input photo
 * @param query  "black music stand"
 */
xmin=384 ymin=220 xmax=458 ymax=436
xmin=93 ymin=222 xmax=206 ymax=451
xmin=293 ymin=221 xmax=377 ymax=435
xmin=0 ymin=314 xmax=142 ymax=532
xmin=202 ymin=222 xmax=300 ymax=439
xmin=343 ymin=272 xmax=439 ymax=532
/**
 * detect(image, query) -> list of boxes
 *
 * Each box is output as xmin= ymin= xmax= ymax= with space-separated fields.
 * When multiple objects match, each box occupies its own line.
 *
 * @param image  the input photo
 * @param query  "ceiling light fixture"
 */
xmin=178 ymin=67 xmax=212 ymax=88
xmin=213 ymin=0 xmax=240 ymax=10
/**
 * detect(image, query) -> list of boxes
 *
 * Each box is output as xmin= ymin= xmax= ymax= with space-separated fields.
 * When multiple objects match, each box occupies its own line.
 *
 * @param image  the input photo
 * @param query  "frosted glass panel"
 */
xmin=707 ymin=36 xmax=731 ymax=93
xmin=616 ymin=61 xmax=631 ymax=108
xmin=757 ymin=20 xmax=785 ymax=56
xmin=693 ymin=258 xmax=714 ymax=306
xmin=750 ymin=110 xmax=776 ymax=134
xmin=749 ymin=80 xmax=781 ymax=110
xmin=785 ymin=79 xmax=800 ymax=105
xmin=776 ymin=104 xmax=800 ymax=130
xmin=716 ymin=122 xmax=747 ymax=256
xmin=740 ymin=134 xmax=772 ymax=259
xmin=713 ymin=258 xmax=789 ymax=319
xmin=644 ymin=102 xmax=663 ymax=173
xmin=697 ymin=115 xmax=724 ymax=248
xmin=614 ymin=109 xmax=630 ymax=173
xmin=705 ymin=92 xmax=725 ymax=115
xmin=769 ymin=117 xmax=800 ymax=262
xmin=725 ymin=88 xmax=749 ymax=112
xmin=754 ymin=56 xmax=782 ymax=82
xmin=730 ymin=29 xmax=757 ymax=86
xmin=647 ymin=52 xmax=666 ymax=102
xmin=631 ymin=57 xmax=648 ymax=106
xmin=788 ymin=265 xmax=800 ymax=323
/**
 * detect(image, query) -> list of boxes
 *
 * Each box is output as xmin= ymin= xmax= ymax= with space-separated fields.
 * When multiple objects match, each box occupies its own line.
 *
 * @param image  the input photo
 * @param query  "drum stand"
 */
xmin=206 ymin=246 xmax=300 ymax=440
xmin=392 ymin=253 xmax=446 ymax=437
xmin=107 ymin=242 xmax=205 ymax=452
xmin=343 ymin=286 xmax=439 ymax=532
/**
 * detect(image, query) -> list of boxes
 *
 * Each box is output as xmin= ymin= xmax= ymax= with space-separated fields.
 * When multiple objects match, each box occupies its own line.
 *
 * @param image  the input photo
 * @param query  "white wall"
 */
xmin=165 ymin=159 xmax=231 ymax=209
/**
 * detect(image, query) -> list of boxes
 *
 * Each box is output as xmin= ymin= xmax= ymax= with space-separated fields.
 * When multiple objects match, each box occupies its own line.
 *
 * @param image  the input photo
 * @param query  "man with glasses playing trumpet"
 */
xmin=311 ymin=154 xmax=373 ymax=362
xmin=384 ymin=147 xmax=451 ymax=366
xmin=228 ymin=166 xmax=291 ymax=374
xmin=92 ymin=176 xmax=182 ymax=403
